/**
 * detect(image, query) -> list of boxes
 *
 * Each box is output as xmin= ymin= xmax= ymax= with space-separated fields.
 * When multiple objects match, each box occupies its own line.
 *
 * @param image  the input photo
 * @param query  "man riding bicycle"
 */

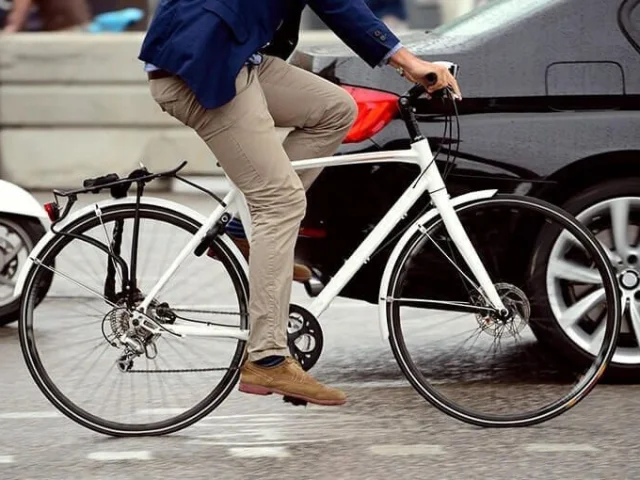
xmin=139 ymin=0 xmax=461 ymax=407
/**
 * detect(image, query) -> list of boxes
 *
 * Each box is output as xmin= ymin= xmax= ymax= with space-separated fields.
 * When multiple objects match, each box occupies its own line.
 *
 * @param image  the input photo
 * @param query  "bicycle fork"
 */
xmin=413 ymin=139 xmax=508 ymax=315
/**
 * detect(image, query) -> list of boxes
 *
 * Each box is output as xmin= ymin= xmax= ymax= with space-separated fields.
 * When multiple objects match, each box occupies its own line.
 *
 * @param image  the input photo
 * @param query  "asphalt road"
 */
xmin=1 ymin=191 xmax=640 ymax=480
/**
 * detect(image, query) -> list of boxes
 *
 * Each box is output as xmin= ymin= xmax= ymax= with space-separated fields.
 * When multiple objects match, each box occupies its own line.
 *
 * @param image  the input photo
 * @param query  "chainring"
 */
xmin=288 ymin=304 xmax=323 ymax=371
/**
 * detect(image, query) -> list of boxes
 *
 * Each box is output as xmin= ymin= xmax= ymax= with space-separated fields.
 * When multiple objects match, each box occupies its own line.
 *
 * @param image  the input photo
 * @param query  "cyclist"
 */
xmin=139 ymin=0 xmax=461 ymax=406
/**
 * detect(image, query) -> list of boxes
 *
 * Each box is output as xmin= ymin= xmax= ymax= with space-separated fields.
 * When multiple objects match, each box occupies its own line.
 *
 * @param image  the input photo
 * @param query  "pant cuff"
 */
xmin=248 ymin=348 xmax=291 ymax=363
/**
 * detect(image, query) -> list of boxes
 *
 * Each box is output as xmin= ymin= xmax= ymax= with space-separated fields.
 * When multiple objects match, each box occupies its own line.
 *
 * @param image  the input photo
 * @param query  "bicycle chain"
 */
xmin=126 ymin=367 xmax=236 ymax=373
xmin=123 ymin=309 xmax=246 ymax=373
xmin=178 ymin=309 xmax=244 ymax=316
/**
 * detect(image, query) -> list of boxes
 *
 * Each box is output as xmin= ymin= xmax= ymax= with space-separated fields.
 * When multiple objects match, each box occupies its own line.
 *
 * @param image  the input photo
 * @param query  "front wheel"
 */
xmin=384 ymin=194 xmax=621 ymax=428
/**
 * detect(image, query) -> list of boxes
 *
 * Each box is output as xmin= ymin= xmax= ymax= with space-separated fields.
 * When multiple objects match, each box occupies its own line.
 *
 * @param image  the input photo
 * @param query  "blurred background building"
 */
xmin=0 ymin=0 xmax=491 ymax=190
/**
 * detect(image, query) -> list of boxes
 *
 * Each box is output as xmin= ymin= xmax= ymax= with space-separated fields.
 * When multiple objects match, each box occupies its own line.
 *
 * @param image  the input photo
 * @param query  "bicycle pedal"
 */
xmin=283 ymin=395 xmax=307 ymax=407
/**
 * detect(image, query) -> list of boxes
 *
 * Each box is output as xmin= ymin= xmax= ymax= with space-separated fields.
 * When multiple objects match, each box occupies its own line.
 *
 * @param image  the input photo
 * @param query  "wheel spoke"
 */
xmin=610 ymin=199 xmax=632 ymax=259
xmin=588 ymin=319 xmax=607 ymax=351
xmin=629 ymin=299 xmax=640 ymax=348
xmin=549 ymin=258 xmax=603 ymax=285
xmin=0 ymin=239 xmax=24 ymax=271
xmin=558 ymin=287 xmax=606 ymax=328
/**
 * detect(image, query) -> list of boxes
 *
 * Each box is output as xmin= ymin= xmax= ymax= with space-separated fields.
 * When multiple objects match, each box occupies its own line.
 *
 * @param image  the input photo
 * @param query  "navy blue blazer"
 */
xmin=139 ymin=0 xmax=400 ymax=109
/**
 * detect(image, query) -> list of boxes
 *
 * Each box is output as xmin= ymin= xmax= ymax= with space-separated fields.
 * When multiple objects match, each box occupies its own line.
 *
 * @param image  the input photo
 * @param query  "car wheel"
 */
xmin=530 ymin=178 xmax=640 ymax=381
xmin=0 ymin=215 xmax=48 ymax=325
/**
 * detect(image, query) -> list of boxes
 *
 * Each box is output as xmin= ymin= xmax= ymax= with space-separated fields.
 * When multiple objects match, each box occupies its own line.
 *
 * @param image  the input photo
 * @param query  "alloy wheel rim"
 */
xmin=547 ymin=196 xmax=640 ymax=365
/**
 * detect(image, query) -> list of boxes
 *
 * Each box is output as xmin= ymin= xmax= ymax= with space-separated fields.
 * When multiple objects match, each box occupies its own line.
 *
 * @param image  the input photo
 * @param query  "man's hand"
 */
xmin=389 ymin=47 xmax=462 ymax=100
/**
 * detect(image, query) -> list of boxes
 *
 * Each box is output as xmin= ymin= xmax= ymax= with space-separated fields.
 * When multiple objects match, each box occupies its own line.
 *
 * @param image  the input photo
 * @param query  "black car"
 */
xmin=288 ymin=0 xmax=640 ymax=379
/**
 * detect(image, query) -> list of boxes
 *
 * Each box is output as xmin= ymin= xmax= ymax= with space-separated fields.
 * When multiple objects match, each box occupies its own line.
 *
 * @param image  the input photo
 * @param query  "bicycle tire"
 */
xmin=19 ymin=202 xmax=249 ymax=436
xmin=385 ymin=194 xmax=621 ymax=428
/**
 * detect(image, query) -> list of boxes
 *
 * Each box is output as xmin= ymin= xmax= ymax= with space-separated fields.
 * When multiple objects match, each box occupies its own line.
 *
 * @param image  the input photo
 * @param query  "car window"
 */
xmin=431 ymin=0 xmax=559 ymax=37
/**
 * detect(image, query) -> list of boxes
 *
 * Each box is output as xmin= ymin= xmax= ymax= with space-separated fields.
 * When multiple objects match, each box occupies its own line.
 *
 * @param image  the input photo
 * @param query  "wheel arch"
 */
xmin=532 ymin=150 xmax=640 ymax=206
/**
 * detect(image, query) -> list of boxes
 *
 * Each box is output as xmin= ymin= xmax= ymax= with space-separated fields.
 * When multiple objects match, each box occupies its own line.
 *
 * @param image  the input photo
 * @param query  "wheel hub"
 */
xmin=619 ymin=269 xmax=640 ymax=290
xmin=101 ymin=299 xmax=161 ymax=371
xmin=474 ymin=283 xmax=531 ymax=338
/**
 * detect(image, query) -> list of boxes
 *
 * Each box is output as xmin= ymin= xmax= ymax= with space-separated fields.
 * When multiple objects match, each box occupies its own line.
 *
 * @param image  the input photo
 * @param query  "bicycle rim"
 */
xmin=19 ymin=203 xmax=249 ymax=436
xmin=385 ymin=194 xmax=621 ymax=427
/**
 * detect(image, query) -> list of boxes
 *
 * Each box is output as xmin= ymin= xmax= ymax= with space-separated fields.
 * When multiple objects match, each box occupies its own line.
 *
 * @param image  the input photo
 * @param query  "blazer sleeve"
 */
xmin=307 ymin=0 xmax=401 ymax=68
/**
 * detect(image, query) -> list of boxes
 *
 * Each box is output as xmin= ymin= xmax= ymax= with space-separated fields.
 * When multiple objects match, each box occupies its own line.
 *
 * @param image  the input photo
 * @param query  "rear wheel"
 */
xmin=19 ymin=203 xmax=249 ymax=436
xmin=385 ymin=195 xmax=621 ymax=427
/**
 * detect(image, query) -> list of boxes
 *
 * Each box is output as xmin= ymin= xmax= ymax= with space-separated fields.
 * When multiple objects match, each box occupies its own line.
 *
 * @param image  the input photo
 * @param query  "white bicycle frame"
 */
xmin=134 ymin=137 xmax=508 ymax=341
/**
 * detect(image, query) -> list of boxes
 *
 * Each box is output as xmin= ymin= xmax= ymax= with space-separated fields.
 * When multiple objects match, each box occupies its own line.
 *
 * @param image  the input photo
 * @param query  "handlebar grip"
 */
xmin=425 ymin=72 xmax=438 ymax=86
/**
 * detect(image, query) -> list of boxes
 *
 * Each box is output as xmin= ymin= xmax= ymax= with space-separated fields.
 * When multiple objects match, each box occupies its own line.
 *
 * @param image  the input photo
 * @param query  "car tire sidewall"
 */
xmin=0 ymin=216 xmax=48 ymax=325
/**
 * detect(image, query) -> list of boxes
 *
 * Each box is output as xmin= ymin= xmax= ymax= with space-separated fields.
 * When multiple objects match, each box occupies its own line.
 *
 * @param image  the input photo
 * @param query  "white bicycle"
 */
xmin=17 ymin=65 xmax=622 ymax=436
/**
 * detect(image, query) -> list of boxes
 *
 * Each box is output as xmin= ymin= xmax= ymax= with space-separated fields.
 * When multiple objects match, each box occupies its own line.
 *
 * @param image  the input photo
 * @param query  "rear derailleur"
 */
xmin=102 ymin=293 xmax=177 ymax=372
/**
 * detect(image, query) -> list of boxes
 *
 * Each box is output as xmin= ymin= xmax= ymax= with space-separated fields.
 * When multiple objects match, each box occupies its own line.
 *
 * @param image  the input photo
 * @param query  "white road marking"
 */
xmin=524 ymin=443 xmax=599 ymax=453
xmin=229 ymin=447 xmax=290 ymax=458
xmin=189 ymin=437 xmax=346 ymax=447
xmin=0 ymin=456 xmax=15 ymax=464
xmin=136 ymin=408 xmax=185 ymax=415
xmin=87 ymin=451 xmax=152 ymax=461
xmin=0 ymin=411 xmax=61 ymax=419
xmin=193 ymin=412 xmax=350 ymax=428
xmin=369 ymin=444 xmax=445 ymax=456
xmin=208 ymin=413 xmax=332 ymax=419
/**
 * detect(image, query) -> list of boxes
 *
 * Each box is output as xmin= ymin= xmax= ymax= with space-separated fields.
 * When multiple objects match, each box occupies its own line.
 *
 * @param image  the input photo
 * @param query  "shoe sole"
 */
xmin=238 ymin=382 xmax=346 ymax=406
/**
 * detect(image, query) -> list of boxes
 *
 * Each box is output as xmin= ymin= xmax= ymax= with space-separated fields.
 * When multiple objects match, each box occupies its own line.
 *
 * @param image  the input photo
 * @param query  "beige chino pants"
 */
xmin=149 ymin=55 xmax=357 ymax=361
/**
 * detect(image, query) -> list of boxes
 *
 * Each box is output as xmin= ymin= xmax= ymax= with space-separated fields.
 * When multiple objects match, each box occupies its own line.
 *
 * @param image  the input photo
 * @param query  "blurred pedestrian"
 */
xmin=1 ymin=0 xmax=91 ymax=33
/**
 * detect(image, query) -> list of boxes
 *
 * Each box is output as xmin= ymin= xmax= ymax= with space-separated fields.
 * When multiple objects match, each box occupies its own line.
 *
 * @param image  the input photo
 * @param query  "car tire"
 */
xmin=0 ymin=216 xmax=49 ymax=326
xmin=529 ymin=178 xmax=640 ymax=382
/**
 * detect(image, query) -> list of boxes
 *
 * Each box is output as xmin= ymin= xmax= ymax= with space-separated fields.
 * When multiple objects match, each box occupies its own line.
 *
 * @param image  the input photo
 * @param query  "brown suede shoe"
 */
xmin=207 ymin=236 xmax=312 ymax=283
xmin=238 ymin=357 xmax=346 ymax=406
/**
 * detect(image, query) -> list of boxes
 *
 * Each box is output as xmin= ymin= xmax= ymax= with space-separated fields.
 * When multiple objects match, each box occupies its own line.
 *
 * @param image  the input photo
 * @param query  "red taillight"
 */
xmin=342 ymin=86 xmax=399 ymax=143
xmin=43 ymin=202 xmax=59 ymax=222
xmin=299 ymin=227 xmax=327 ymax=239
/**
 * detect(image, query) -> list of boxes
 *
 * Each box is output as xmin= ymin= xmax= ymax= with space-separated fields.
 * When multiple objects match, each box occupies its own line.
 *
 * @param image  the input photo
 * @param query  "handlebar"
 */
xmin=403 ymin=61 xmax=460 ymax=101
xmin=398 ymin=61 xmax=460 ymax=142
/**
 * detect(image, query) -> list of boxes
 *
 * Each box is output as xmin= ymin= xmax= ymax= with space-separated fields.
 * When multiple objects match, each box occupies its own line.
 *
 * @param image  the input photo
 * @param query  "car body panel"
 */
xmin=292 ymin=0 xmax=640 ymax=97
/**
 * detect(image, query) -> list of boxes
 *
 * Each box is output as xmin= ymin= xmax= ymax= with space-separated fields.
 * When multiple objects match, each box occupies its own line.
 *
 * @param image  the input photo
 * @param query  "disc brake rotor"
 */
xmin=474 ymin=283 xmax=531 ymax=338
